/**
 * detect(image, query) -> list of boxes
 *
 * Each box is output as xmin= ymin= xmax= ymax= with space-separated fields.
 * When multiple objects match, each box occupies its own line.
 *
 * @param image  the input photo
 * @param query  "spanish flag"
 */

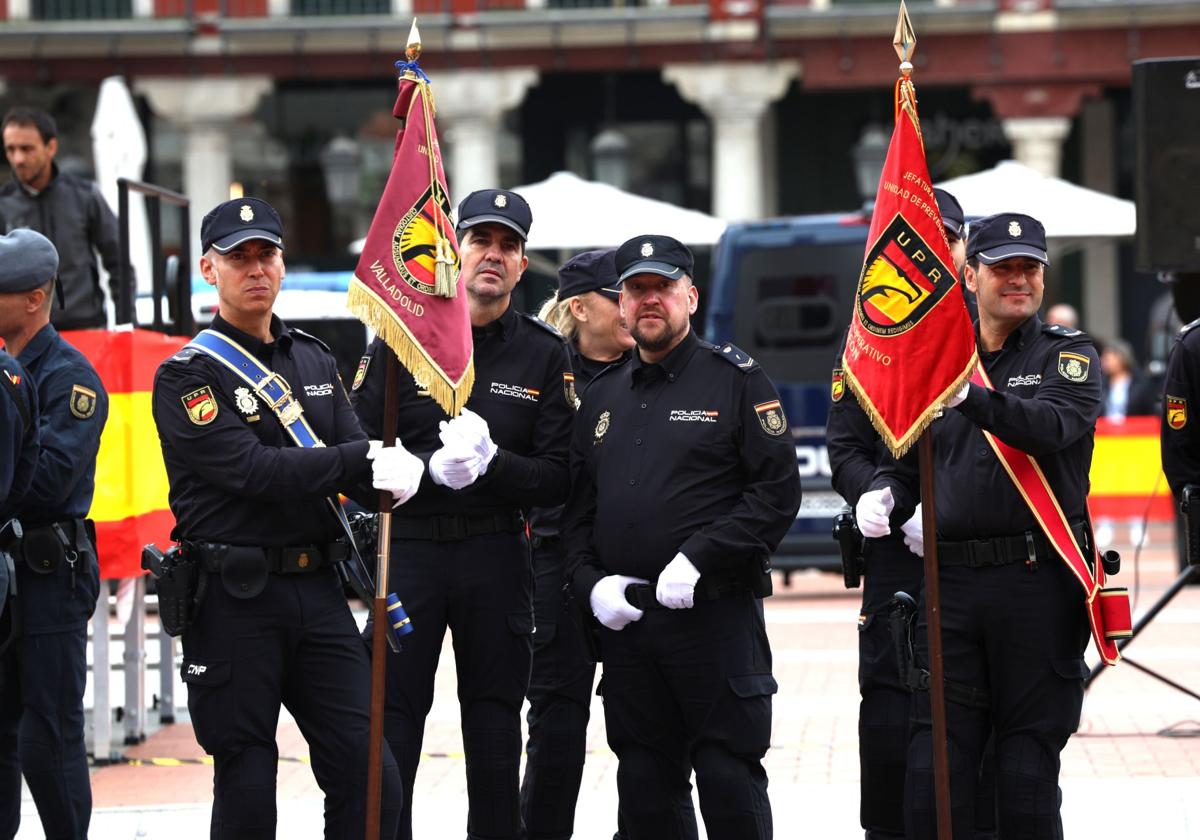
xmin=842 ymin=66 xmax=976 ymax=457
xmin=346 ymin=38 xmax=473 ymax=416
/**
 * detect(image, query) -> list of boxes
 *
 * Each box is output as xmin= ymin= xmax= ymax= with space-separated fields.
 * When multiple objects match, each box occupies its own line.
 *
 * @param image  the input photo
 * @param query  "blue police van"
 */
xmin=705 ymin=211 xmax=872 ymax=582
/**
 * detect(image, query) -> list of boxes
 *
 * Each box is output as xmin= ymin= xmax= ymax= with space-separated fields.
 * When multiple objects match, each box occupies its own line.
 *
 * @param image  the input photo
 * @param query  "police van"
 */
xmin=704 ymin=211 xmax=871 ymax=582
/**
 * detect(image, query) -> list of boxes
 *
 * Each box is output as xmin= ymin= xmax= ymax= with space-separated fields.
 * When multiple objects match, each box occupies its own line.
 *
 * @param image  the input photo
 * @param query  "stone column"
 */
xmin=136 ymin=77 xmax=273 ymax=250
xmin=663 ymin=62 xmax=800 ymax=221
xmin=1001 ymin=116 xmax=1071 ymax=178
xmin=1080 ymin=99 xmax=1120 ymax=340
xmin=432 ymin=68 xmax=540 ymax=200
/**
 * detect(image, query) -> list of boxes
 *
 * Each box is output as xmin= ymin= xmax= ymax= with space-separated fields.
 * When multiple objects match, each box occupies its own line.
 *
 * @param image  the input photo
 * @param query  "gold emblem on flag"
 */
xmin=182 ymin=386 xmax=218 ymax=426
xmin=831 ymin=369 xmax=845 ymax=402
xmin=1167 ymin=395 xmax=1187 ymax=430
xmin=595 ymin=410 xmax=610 ymax=440
xmin=392 ymin=183 xmax=459 ymax=297
xmin=69 ymin=384 xmax=97 ymax=420
xmin=856 ymin=217 xmax=954 ymax=338
xmin=1057 ymin=352 xmax=1090 ymax=383
xmin=1008 ymin=220 xmax=1022 ymax=237
xmin=240 ymin=205 xmax=255 ymax=222
xmin=754 ymin=400 xmax=788 ymax=436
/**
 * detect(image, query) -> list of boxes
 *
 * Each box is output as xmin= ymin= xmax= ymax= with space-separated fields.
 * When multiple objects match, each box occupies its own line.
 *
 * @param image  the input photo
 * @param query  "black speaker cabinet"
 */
xmin=1134 ymin=57 xmax=1200 ymax=273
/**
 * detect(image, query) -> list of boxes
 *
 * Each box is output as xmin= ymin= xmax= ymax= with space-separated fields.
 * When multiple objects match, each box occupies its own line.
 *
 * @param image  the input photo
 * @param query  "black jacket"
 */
xmin=0 ymin=165 xmax=128 ymax=330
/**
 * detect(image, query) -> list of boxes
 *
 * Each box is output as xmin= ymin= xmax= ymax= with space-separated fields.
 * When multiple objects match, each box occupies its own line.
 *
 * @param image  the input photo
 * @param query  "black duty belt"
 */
xmin=186 ymin=541 xmax=347 ymax=575
xmin=623 ymin=576 xmax=749 ymax=612
xmin=391 ymin=512 xmax=525 ymax=542
xmin=937 ymin=524 xmax=1087 ymax=570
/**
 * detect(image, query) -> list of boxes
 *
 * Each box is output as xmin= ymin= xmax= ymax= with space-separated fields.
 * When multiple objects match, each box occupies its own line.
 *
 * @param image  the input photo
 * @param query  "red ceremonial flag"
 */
xmin=347 ymin=54 xmax=474 ymax=415
xmin=842 ymin=74 xmax=977 ymax=456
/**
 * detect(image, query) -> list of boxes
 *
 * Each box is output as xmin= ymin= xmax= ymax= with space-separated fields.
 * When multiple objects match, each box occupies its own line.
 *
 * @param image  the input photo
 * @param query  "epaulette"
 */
xmin=291 ymin=327 xmax=333 ymax=354
xmin=520 ymin=312 xmax=566 ymax=341
xmin=712 ymin=341 xmax=758 ymax=372
xmin=1042 ymin=323 xmax=1084 ymax=340
xmin=1179 ymin=317 xmax=1200 ymax=338
xmin=167 ymin=346 xmax=201 ymax=364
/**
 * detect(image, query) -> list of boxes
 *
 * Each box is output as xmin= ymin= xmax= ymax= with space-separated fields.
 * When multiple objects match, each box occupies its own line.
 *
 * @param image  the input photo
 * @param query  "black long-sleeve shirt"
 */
xmin=350 ymin=304 xmax=575 ymax=518
xmin=564 ymin=330 xmax=802 ymax=600
xmin=0 ymin=350 xmax=39 ymax=520
xmin=1161 ymin=317 xmax=1200 ymax=501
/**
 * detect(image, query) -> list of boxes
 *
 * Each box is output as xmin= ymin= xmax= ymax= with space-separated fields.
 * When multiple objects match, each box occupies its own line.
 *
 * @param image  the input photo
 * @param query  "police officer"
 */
xmin=351 ymin=188 xmax=574 ymax=840
xmin=857 ymin=214 xmax=1099 ymax=839
xmin=524 ymin=249 xmax=634 ymax=839
xmin=0 ymin=229 xmax=107 ymax=840
xmin=828 ymin=188 xmax=985 ymax=840
xmin=563 ymin=234 xmax=801 ymax=840
xmin=151 ymin=198 xmax=411 ymax=838
xmin=1160 ymin=315 xmax=1200 ymax=502
xmin=0 ymin=346 xmax=37 ymax=520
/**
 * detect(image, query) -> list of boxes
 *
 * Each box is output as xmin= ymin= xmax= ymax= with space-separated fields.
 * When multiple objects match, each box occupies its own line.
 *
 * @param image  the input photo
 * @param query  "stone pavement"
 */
xmin=14 ymin=526 xmax=1200 ymax=838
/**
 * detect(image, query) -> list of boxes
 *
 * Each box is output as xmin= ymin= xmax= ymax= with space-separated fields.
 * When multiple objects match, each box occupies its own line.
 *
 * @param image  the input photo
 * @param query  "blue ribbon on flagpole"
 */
xmin=395 ymin=59 xmax=431 ymax=84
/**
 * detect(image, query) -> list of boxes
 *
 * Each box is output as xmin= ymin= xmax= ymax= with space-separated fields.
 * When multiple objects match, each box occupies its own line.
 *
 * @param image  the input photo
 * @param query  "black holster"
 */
xmin=888 ymin=590 xmax=989 ymax=711
xmin=834 ymin=507 xmax=864 ymax=589
xmin=142 ymin=544 xmax=207 ymax=637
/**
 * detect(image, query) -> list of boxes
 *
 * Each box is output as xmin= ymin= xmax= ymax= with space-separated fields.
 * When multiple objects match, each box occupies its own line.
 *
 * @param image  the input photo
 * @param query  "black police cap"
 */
xmin=966 ymin=213 xmax=1049 ymax=266
xmin=557 ymin=249 xmax=619 ymax=301
xmin=201 ymin=198 xmax=284 ymax=255
xmin=615 ymin=234 xmax=694 ymax=283
xmin=0 ymin=229 xmax=58 ymax=293
xmin=933 ymin=188 xmax=965 ymax=239
xmin=456 ymin=189 xmax=532 ymax=241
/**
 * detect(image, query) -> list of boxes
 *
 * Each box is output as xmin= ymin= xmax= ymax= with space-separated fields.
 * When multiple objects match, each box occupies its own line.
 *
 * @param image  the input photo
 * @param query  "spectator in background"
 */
xmin=1044 ymin=303 xmax=1080 ymax=330
xmin=0 ymin=107 xmax=129 ymax=330
xmin=1095 ymin=336 xmax=1157 ymax=549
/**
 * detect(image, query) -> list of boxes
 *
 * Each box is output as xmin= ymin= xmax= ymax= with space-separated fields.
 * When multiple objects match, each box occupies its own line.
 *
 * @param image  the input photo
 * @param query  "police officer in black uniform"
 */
xmin=0 ymin=346 xmax=37 ymax=520
xmin=1160 ymin=314 xmax=1200 ymax=502
xmin=524 ymin=249 xmax=634 ymax=839
xmin=351 ymin=188 xmax=574 ymax=840
xmin=152 ymin=198 xmax=409 ymax=839
xmin=934 ymin=188 xmax=973 ymax=322
xmin=858 ymin=214 xmax=1099 ymax=839
xmin=0 ymin=228 xmax=107 ymax=840
xmin=563 ymin=234 xmax=801 ymax=840
xmin=829 ymin=188 xmax=987 ymax=840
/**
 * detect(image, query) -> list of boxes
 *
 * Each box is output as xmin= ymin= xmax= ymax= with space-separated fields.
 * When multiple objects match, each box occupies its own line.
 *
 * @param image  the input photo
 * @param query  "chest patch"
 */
xmin=594 ymin=410 xmax=611 ymax=440
xmin=234 ymin=386 xmax=259 ymax=416
xmin=490 ymin=381 xmax=539 ymax=402
xmin=669 ymin=409 xmax=719 ymax=423
xmin=754 ymin=400 xmax=789 ymax=436
xmin=1007 ymin=373 xmax=1042 ymax=388
xmin=304 ymin=383 xmax=335 ymax=398
xmin=182 ymin=386 xmax=218 ymax=426
xmin=70 ymin=384 xmax=97 ymax=420
xmin=1167 ymin=395 xmax=1187 ymax=430
xmin=1057 ymin=352 xmax=1090 ymax=383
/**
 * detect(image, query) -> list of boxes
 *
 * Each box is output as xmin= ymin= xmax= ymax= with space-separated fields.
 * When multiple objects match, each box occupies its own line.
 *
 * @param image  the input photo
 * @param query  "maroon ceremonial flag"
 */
xmin=348 ymin=63 xmax=473 ymax=415
xmin=842 ymin=76 xmax=976 ymax=456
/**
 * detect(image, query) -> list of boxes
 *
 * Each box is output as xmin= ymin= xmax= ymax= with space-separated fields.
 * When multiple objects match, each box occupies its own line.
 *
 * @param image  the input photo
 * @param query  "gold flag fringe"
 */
xmin=347 ymin=280 xmax=475 ymax=418
xmin=842 ymin=349 xmax=978 ymax=459
xmin=434 ymin=238 xmax=458 ymax=298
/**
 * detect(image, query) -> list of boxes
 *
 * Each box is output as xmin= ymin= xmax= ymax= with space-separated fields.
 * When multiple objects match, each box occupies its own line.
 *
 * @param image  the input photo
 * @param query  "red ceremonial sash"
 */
xmin=968 ymin=365 xmax=1131 ymax=666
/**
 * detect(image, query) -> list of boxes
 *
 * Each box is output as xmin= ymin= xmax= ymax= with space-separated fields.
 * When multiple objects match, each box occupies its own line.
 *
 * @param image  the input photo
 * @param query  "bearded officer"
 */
xmin=856 ymin=214 xmax=1099 ymax=839
xmin=351 ymin=188 xmax=574 ymax=840
xmin=564 ymin=234 xmax=801 ymax=840
xmin=151 ymin=198 xmax=414 ymax=838
xmin=0 ymin=229 xmax=106 ymax=840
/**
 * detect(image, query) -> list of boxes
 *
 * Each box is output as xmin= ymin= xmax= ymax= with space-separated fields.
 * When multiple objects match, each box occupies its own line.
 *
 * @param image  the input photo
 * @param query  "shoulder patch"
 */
xmin=69 ymin=384 xmax=98 ymax=420
xmin=1180 ymin=317 xmax=1200 ymax=338
xmin=831 ymin=368 xmax=845 ymax=402
xmin=1057 ymin=351 xmax=1091 ymax=383
xmin=290 ymin=328 xmax=333 ymax=354
xmin=1042 ymin=323 xmax=1084 ymax=339
xmin=352 ymin=354 xmax=372 ymax=391
xmin=181 ymin=386 xmax=219 ymax=426
xmin=1167 ymin=395 xmax=1187 ymax=430
xmin=713 ymin=342 xmax=757 ymax=372
xmin=520 ymin=312 xmax=565 ymax=340
xmin=754 ymin=399 xmax=789 ymax=436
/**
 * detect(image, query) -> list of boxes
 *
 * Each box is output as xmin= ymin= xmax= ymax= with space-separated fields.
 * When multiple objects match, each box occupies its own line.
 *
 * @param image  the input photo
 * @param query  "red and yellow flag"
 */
xmin=347 ymin=48 xmax=473 ymax=416
xmin=842 ymin=74 xmax=976 ymax=457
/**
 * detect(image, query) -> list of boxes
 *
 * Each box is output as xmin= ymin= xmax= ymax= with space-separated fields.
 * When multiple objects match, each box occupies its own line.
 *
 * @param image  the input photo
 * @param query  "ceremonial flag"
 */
xmin=347 ymin=45 xmax=473 ymax=416
xmin=842 ymin=66 xmax=976 ymax=457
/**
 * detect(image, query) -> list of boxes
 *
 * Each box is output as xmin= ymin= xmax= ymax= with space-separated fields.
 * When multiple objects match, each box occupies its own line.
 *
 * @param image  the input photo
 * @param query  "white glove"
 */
xmin=656 ymin=552 xmax=701 ymax=609
xmin=946 ymin=381 xmax=970 ymax=408
xmin=901 ymin=504 xmax=924 ymax=558
xmin=589 ymin=574 xmax=650 ymax=631
xmin=856 ymin=487 xmax=895 ymax=538
xmin=428 ymin=439 xmax=485 ymax=490
xmin=440 ymin=407 xmax=498 ymax=474
xmin=367 ymin=441 xmax=426 ymax=507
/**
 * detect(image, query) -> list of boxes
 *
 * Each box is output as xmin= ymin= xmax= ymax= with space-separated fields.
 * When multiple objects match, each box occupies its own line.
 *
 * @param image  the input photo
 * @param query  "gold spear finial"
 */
xmin=893 ymin=0 xmax=916 ymax=77
xmin=406 ymin=19 xmax=422 ymax=62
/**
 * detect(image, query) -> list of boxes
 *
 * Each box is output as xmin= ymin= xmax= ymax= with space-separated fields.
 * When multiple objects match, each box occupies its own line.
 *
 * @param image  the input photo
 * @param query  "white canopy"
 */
xmin=935 ymin=160 xmax=1136 ymax=240
xmin=510 ymin=171 xmax=728 ymax=251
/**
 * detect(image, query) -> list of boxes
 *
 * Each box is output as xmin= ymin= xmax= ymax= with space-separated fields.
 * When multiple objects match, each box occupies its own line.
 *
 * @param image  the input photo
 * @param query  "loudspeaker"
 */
xmin=1134 ymin=57 xmax=1200 ymax=273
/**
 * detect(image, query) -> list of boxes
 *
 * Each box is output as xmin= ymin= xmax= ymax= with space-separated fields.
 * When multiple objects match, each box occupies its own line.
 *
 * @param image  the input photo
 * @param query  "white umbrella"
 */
xmin=936 ymin=160 xmax=1136 ymax=239
xmin=91 ymin=75 xmax=151 ymax=323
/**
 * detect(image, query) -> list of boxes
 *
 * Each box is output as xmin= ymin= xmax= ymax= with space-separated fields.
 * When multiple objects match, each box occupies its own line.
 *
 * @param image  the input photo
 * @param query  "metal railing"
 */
xmin=116 ymin=178 xmax=193 ymax=337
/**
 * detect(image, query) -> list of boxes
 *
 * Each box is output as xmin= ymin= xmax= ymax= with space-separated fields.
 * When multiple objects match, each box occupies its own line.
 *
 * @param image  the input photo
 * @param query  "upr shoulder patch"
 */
xmin=1057 ymin=351 xmax=1090 ymax=383
xmin=831 ymin=368 xmax=845 ymax=402
xmin=1167 ymin=395 xmax=1187 ymax=430
xmin=352 ymin=354 xmax=372 ymax=391
xmin=182 ymin=386 xmax=219 ymax=426
xmin=714 ymin=343 xmax=756 ymax=371
xmin=754 ymin=399 xmax=788 ymax=436
xmin=69 ymin=384 xmax=97 ymax=420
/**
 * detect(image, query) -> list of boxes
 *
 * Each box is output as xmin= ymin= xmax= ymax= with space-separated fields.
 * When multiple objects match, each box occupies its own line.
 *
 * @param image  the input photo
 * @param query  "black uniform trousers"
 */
xmin=0 ymin=552 xmax=99 ymax=840
xmin=858 ymin=539 xmax=923 ymax=840
xmin=367 ymin=531 xmax=534 ymax=840
xmin=521 ymin=538 xmax=597 ymax=840
xmin=180 ymin=566 xmax=400 ymax=840
xmin=905 ymin=559 xmax=1089 ymax=840
xmin=598 ymin=591 xmax=776 ymax=840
